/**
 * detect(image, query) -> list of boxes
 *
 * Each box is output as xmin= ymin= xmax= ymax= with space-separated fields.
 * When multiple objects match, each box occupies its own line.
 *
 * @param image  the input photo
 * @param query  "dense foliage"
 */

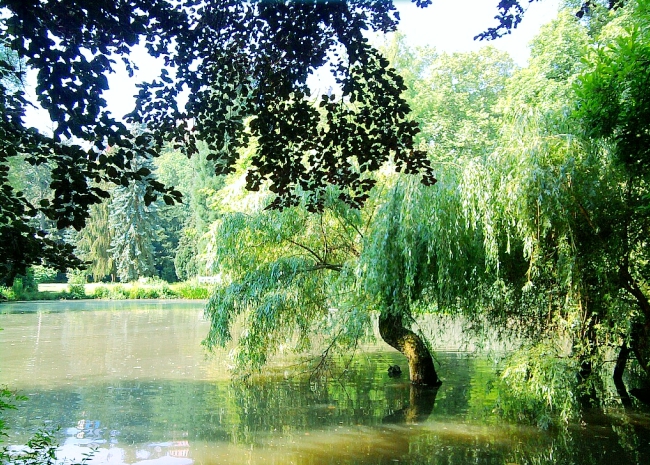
xmin=200 ymin=0 xmax=650 ymax=424
xmin=0 ymin=0 xmax=464 ymax=284
xmin=2 ymin=0 xmax=647 ymax=429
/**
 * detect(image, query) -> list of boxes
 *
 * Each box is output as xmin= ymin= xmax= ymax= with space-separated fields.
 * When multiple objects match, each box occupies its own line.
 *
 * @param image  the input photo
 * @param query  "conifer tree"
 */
xmin=109 ymin=154 xmax=160 ymax=283
xmin=75 ymin=197 xmax=115 ymax=282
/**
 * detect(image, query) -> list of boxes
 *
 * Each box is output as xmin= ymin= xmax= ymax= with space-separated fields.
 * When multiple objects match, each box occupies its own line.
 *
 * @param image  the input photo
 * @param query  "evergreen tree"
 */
xmin=75 ymin=196 xmax=115 ymax=282
xmin=174 ymin=223 xmax=200 ymax=281
xmin=109 ymin=154 xmax=160 ymax=283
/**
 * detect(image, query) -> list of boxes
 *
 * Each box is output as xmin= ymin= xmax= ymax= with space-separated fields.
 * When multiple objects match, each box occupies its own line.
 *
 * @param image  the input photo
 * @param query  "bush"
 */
xmin=67 ymin=284 xmax=86 ymax=299
xmin=92 ymin=282 xmax=178 ymax=300
xmin=92 ymin=285 xmax=110 ymax=299
xmin=93 ymin=285 xmax=128 ymax=300
xmin=159 ymin=284 xmax=178 ymax=299
xmin=0 ymin=286 xmax=16 ymax=301
xmin=11 ymin=278 xmax=24 ymax=299
xmin=1 ymin=285 xmax=88 ymax=302
xmin=9 ymin=275 xmax=38 ymax=300
xmin=172 ymin=282 xmax=210 ymax=299
xmin=16 ymin=269 xmax=37 ymax=294
xmin=31 ymin=266 xmax=58 ymax=284
xmin=67 ymin=269 xmax=87 ymax=285
xmin=128 ymin=285 xmax=155 ymax=299
xmin=127 ymin=282 xmax=177 ymax=299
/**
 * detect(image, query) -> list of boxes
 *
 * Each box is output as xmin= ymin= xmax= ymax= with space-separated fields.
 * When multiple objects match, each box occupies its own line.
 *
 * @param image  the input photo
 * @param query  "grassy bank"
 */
xmin=0 ymin=279 xmax=210 ymax=302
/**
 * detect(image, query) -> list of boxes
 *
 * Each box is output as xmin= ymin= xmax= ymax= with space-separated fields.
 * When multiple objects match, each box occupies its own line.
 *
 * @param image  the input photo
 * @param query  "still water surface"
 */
xmin=1 ymin=300 xmax=650 ymax=464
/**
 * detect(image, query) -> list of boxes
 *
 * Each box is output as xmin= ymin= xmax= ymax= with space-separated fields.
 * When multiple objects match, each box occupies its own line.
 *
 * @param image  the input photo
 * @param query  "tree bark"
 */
xmin=614 ymin=342 xmax=630 ymax=383
xmin=631 ymin=321 xmax=650 ymax=376
xmin=378 ymin=311 xmax=442 ymax=386
xmin=613 ymin=342 xmax=632 ymax=407
xmin=620 ymin=265 xmax=650 ymax=376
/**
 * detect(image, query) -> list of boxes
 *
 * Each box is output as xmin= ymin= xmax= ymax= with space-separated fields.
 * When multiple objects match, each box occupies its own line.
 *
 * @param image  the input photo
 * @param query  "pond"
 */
xmin=1 ymin=300 xmax=650 ymax=465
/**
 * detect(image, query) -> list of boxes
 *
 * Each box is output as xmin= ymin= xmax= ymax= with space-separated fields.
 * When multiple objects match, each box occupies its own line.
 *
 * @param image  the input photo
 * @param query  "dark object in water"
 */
xmin=388 ymin=365 xmax=402 ymax=377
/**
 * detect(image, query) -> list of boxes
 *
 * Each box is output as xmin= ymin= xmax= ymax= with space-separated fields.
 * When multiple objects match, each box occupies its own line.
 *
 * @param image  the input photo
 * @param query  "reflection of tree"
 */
xmin=193 ymin=352 xmax=416 ymax=444
xmin=5 ymin=352 xmax=650 ymax=465
xmin=433 ymin=354 xmax=474 ymax=416
xmin=382 ymin=385 xmax=439 ymax=424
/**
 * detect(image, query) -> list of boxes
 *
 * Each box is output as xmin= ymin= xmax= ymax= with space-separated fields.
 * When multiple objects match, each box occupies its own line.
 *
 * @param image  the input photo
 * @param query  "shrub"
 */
xmin=31 ymin=266 xmax=58 ymax=284
xmin=94 ymin=285 xmax=128 ymax=300
xmin=128 ymin=285 xmax=155 ymax=299
xmin=11 ymin=278 xmax=23 ymax=298
xmin=92 ymin=285 xmax=110 ymax=299
xmin=159 ymin=284 xmax=178 ymax=299
xmin=67 ymin=284 xmax=86 ymax=299
xmin=15 ymin=269 xmax=37 ymax=294
xmin=172 ymin=282 xmax=210 ymax=299
xmin=92 ymin=282 xmax=178 ymax=300
xmin=9 ymin=276 xmax=39 ymax=300
xmin=0 ymin=286 xmax=16 ymax=301
xmin=67 ymin=269 xmax=87 ymax=284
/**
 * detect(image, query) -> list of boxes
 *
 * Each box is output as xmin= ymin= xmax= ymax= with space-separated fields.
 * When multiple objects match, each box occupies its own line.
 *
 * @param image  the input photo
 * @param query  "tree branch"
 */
xmin=286 ymin=238 xmax=324 ymax=263
xmin=303 ymin=263 xmax=343 ymax=272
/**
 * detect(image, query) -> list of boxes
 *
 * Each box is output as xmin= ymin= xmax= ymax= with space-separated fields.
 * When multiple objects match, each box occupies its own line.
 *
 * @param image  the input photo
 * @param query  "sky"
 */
xmin=393 ymin=0 xmax=561 ymax=64
xmin=24 ymin=0 xmax=562 ymax=131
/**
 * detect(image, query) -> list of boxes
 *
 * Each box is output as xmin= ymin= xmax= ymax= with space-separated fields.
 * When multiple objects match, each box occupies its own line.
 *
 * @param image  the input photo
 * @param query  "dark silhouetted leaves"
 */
xmin=0 ymin=0 xmax=527 ymax=283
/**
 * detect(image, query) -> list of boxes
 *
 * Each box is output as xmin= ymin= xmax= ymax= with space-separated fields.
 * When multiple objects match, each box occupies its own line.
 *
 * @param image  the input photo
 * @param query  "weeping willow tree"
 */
xmin=358 ymin=7 xmax=650 ymax=418
xmin=440 ymin=5 xmax=650 ymax=415
xmin=357 ymin=174 xmax=489 ymax=385
xmin=204 ymin=167 xmax=455 ymax=384
xmin=202 ymin=154 xmax=374 ymax=374
xmin=204 ymin=1 xmax=649 ymax=418
xmin=201 ymin=35 xmax=521 ymax=386
xmin=350 ymin=42 xmax=517 ymax=384
xmin=574 ymin=0 xmax=650 ymax=380
xmin=201 ymin=40 xmax=519 ymax=385
xmin=487 ymin=1 xmax=650 ymax=397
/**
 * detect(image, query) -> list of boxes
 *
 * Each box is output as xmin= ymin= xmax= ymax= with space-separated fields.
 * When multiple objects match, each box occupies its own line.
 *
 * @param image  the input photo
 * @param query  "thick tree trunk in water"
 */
xmin=621 ymin=265 xmax=650 ymax=377
xmin=631 ymin=321 xmax=650 ymax=376
xmin=613 ymin=342 xmax=632 ymax=407
xmin=614 ymin=342 xmax=630 ymax=383
xmin=378 ymin=311 xmax=441 ymax=386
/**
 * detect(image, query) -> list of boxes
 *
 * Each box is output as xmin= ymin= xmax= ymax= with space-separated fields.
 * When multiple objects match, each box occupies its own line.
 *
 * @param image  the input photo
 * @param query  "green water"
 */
xmin=1 ymin=300 xmax=649 ymax=464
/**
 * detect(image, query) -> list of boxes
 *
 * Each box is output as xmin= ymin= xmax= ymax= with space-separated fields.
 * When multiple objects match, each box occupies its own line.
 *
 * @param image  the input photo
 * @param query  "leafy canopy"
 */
xmin=0 ymin=0 xmax=543 ymax=283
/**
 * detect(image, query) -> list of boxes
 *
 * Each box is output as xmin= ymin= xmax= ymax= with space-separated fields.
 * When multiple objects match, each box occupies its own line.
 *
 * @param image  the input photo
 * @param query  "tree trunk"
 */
xmin=614 ymin=342 xmax=630 ymax=383
xmin=613 ymin=342 xmax=632 ymax=407
xmin=378 ymin=311 xmax=441 ymax=386
xmin=620 ymin=265 xmax=650 ymax=377
xmin=631 ymin=321 xmax=650 ymax=376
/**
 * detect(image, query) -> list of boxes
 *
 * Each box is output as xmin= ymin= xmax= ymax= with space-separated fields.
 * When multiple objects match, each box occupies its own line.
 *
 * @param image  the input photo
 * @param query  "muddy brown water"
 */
xmin=1 ymin=300 xmax=649 ymax=464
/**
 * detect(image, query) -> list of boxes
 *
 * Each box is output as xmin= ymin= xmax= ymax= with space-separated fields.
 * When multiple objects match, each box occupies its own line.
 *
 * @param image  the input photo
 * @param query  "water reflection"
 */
xmin=382 ymin=385 xmax=439 ymax=424
xmin=1 ymin=301 xmax=650 ymax=464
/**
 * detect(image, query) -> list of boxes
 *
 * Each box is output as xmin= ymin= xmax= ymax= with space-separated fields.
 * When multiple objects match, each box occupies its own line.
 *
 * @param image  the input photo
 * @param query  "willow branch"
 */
xmin=320 ymin=214 xmax=329 ymax=258
xmin=303 ymin=263 xmax=343 ymax=272
xmin=286 ymin=238 xmax=323 ymax=263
